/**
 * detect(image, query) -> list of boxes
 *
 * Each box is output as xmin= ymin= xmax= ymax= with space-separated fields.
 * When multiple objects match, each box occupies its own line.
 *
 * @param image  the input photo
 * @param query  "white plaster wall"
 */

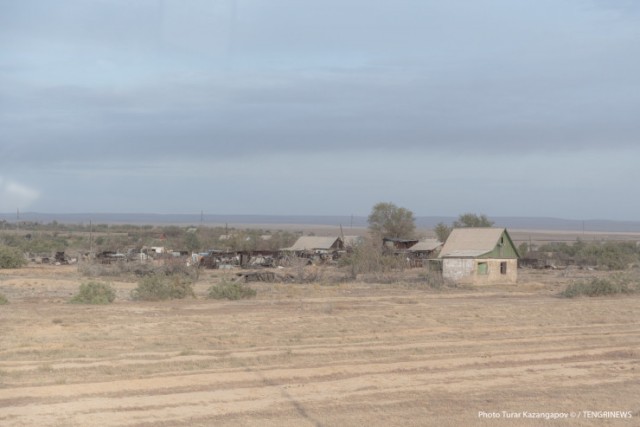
xmin=442 ymin=258 xmax=475 ymax=282
xmin=443 ymin=258 xmax=518 ymax=285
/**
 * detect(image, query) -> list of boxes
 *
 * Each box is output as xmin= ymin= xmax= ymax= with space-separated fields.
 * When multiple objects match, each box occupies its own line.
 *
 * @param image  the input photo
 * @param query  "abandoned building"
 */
xmin=383 ymin=237 xmax=419 ymax=251
xmin=407 ymin=239 xmax=442 ymax=258
xmin=382 ymin=238 xmax=443 ymax=267
xmin=284 ymin=236 xmax=344 ymax=254
xmin=438 ymin=228 xmax=520 ymax=284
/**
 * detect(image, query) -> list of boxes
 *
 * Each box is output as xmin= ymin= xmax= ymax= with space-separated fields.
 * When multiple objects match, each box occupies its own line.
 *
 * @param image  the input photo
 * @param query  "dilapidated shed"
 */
xmin=408 ymin=239 xmax=442 ymax=258
xmin=439 ymin=228 xmax=519 ymax=284
xmin=284 ymin=236 xmax=344 ymax=253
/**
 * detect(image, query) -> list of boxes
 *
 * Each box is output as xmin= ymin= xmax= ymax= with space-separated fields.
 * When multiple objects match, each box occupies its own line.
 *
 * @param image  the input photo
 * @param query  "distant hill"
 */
xmin=2 ymin=212 xmax=640 ymax=233
xmin=417 ymin=217 xmax=640 ymax=233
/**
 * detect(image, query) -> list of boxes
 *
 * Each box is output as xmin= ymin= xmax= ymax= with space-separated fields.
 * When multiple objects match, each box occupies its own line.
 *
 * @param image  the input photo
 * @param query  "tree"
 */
xmin=434 ymin=222 xmax=452 ymax=242
xmin=518 ymin=242 xmax=529 ymax=257
xmin=184 ymin=232 xmax=201 ymax=253
xmin=434 ymin=213 xmax=493 ymax=242
xmin=367 ymin=202 xmax=416 ymax=239
xmin=453 ymin=213 xmax=494 ymax=228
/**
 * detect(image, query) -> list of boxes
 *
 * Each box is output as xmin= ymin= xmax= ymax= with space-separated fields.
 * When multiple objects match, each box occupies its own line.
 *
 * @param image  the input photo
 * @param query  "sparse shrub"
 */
xmin=207 ymin=280 xmax=256 ymax=300
xmin=79 ymin=259 xmax=198 ymax=281
xmin=160 ymin=258 xmax=200 ymax=281
xmin=0 ymin=292 xmax=8 ymax=305
xmin=340 ymin=238 xmax=406 ymax=281
xmin=130 ymin=274 xmax=195 ymax=301
xmin=0 ymin=245 xmax=27 ymax=269
xmin=418 ymin=271 xmax=457 ymax=290
xmin=538 ymin=240 xmax=640 ymax=270
xmin=77 ymin=262 xmax=121 ymax=277
xmin=69 ymin=282 xmax=116 ymax=304
xmin=560 ymin=275 xmax=637 ymax=298
xmin=283 ymin=256 xmax=325 ymax=283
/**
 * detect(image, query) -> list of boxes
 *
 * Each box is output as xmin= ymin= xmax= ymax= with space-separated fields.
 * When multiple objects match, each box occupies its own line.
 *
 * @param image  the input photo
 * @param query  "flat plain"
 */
xmin=1 ymin=264 xmax=639 ymax=426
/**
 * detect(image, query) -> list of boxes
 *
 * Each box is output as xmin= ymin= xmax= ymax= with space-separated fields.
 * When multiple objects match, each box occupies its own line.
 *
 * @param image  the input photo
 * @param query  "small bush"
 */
xmin=340 ymin=238 xmax=407 ymax=280
xmin=131 ymin=274 xmax=195 ymax=301
xmin=69 ymin=282 xmax=116 ymax=304
xmin=560 ymin=276 xmax=637 ymax=298
xmin=0 ymin=245 xmax=27 ymax=269
xmin=207 ymin=280 xmax=256 ymax=300
xmin=0 ymin=293 xmax=8 ymax=305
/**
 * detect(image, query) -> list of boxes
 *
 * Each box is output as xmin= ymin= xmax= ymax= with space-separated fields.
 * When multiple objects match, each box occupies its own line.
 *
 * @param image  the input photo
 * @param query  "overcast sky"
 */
xmin=1 ymin=0 xmax=639 ymax=220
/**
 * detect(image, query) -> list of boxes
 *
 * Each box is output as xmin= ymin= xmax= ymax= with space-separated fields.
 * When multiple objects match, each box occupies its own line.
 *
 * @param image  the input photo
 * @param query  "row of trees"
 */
xmin=367 ymin=202 xmax=494 ymax=242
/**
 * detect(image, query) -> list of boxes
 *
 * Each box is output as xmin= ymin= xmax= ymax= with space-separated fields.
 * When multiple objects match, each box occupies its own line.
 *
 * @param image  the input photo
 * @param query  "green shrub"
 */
xmin=0 ymin=293 xmax=8 ymax=305
xmin=131 ymin=274 xmax=195 ymax=301
xmin=207 ymin=280 xmax=256 ymax=300
xmin=0 ymin=245 xmax=27 ymax=269
xmin=69 ymin=282 xmax=116 ymax=304
xmin=560 ymin=276 xmax=637 ymax=298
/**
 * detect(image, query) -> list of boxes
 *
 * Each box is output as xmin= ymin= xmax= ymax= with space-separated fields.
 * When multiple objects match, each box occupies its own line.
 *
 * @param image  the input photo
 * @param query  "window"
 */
xmin=500 ymin=261 xmax=507 ymax=274
xmin=477 ymin=262 xmax=488 ymax=275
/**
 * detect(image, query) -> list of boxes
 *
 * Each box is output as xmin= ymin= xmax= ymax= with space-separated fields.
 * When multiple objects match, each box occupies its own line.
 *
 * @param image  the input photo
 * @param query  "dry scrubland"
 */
xmin=1 ymin=265 xmax=639 ymax=426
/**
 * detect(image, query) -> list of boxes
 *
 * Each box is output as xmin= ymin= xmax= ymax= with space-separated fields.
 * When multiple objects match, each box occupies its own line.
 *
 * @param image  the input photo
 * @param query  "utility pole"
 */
xmin=16 ymin=208 xmax=19 ymax=235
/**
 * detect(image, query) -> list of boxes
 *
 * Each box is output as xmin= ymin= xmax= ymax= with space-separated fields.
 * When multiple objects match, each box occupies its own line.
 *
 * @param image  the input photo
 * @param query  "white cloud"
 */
xmin=0 ymin=177 xmax=41 ymax=211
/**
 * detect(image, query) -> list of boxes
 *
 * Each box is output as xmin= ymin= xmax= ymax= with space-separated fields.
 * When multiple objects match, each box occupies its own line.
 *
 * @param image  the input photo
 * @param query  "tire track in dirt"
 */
xmin=1 ymin=283 xmax=639 ymax=426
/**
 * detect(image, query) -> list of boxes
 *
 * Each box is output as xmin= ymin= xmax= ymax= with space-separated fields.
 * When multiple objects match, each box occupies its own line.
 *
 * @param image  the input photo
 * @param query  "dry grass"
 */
xmin=0 ymin=264 xmax=639 ymax=426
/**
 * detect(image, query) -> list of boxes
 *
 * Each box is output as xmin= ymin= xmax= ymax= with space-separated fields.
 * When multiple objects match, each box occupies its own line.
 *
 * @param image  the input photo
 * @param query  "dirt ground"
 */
xmin=1 ymin=265 xmax=638 ymax=426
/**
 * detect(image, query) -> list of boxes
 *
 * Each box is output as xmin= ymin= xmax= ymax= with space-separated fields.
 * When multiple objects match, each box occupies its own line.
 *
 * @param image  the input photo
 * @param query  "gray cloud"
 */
xmin=2 ymin=0 xmax=640 ymax=217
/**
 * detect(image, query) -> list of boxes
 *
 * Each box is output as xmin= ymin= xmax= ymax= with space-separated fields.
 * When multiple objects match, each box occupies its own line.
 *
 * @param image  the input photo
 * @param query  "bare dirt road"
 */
xmin=1 ymin=266 xmax=638 ymax=426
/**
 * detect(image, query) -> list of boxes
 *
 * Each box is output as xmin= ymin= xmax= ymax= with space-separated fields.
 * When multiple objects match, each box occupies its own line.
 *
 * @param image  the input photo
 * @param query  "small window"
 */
xmin=477 ymin=262 xmax=488 ymax=275
xmin=500 ymin=261 xmax=507 ymax=274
